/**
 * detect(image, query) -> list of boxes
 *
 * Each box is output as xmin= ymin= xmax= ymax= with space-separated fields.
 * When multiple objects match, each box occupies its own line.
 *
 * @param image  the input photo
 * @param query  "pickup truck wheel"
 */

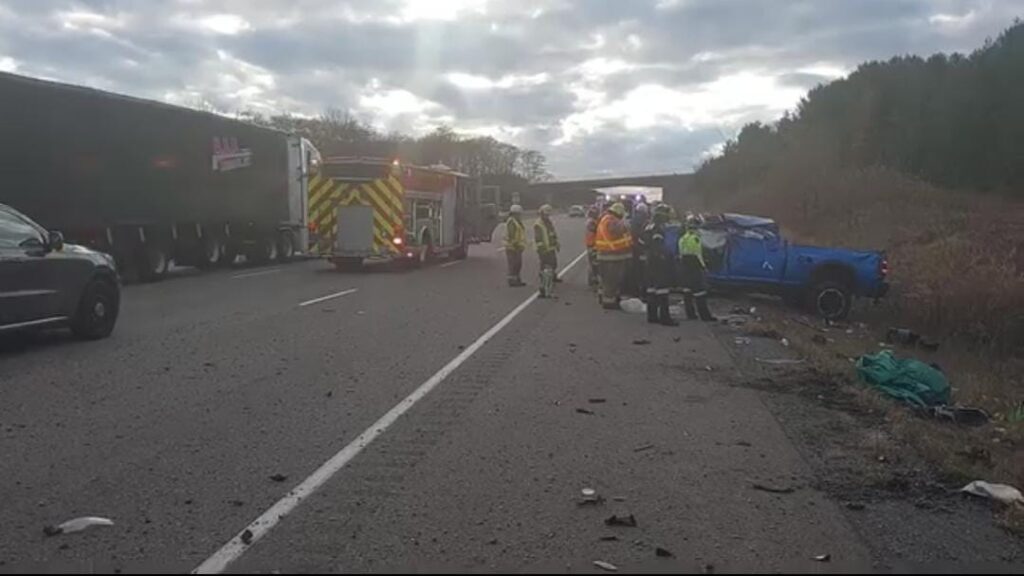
xmin=811 ymin=280 xmax=852 ymax=320
xmin=71 ymin=279 xmax=119 ymax=340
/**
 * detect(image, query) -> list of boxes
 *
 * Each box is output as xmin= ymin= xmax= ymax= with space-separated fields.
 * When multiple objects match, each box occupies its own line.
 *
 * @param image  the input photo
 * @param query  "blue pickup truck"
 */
xmin=666 ymin=213 xmax=889 ymax=320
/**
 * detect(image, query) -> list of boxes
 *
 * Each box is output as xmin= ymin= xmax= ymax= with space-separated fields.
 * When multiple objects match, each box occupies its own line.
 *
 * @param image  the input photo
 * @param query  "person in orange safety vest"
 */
xmin=594 ymin=202 xmax=633 ymax=310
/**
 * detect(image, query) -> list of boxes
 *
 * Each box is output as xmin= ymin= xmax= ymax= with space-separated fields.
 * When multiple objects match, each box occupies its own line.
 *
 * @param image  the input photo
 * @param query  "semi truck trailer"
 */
xmin=0 ymin=71 xmax=321 ymax=281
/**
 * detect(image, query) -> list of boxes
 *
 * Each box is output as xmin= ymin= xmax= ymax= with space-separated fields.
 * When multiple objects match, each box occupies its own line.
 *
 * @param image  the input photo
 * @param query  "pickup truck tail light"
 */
xmin=880 ymin=258 xmax=890 ymax=277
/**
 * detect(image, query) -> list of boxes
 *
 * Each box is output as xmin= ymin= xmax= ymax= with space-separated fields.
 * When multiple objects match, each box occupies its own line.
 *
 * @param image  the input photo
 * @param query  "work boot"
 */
xmin=696 ymin=295 xmax=716 ymax=322
xmin=658 ymin=295 xmax=679 ymax=326
xmin=683 ymin=293 xmax=698 ymax=320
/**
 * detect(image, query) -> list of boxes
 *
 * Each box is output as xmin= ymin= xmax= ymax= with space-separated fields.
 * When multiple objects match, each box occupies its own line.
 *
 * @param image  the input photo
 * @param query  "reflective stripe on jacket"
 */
xmin=595 ymin=213 xmax=632 ymax=260
xmin=504 ymin=217 xmax=526 ymax=251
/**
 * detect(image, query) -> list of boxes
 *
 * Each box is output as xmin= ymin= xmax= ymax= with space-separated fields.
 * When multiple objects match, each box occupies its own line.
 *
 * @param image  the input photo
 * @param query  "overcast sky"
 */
xmin=1 ymin=1 xmax=1020 ymax=178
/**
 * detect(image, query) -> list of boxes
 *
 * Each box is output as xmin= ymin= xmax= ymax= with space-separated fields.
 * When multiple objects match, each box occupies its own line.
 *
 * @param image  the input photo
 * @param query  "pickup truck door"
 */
xmin=725 ymin=229 xmax=788 ymax=283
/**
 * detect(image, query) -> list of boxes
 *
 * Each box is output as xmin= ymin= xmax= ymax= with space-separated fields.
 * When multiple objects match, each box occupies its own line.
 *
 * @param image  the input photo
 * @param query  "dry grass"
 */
xmin=702 ymin=166 xmax=1024 ymax=356
xmin=742 ymin=299 xmax=1024 ymax=526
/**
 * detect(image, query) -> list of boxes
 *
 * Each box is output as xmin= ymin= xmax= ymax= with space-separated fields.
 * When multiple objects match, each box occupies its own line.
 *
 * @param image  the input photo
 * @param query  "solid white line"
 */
xmin=297 ymin=288 xmax=358 ymax=308
xmin=440 ymin=260 xmax=462 ymax=268
xmin=193 ymin=250 xmax=587 ymax=575
xmin=232 ymin=268 xmax=283 ymax=279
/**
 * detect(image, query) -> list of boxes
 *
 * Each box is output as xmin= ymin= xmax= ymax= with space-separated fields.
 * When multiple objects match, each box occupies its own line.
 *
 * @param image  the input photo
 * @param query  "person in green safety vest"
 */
xmin=534 ymin=204 xmax=560 ymax=297
xmin=678 ymin=216 xmax=715 ymax=321
xmin=504 ymin=205 xmax=527 ymax=287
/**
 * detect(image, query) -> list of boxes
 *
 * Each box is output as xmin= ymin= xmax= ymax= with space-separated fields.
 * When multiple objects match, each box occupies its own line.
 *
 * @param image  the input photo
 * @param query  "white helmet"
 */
xmin=510 ymin=204 xmax=523 ymax=214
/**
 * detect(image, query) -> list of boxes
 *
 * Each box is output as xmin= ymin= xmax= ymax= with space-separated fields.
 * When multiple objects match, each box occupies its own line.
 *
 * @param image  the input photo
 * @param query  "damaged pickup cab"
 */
xmin=691 ymin=213 xmax=889 ymax=320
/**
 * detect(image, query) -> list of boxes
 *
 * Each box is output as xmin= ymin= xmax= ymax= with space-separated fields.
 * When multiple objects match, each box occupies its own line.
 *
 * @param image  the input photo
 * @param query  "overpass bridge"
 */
xmin=522 ymin=173 xmax=695 ymax=209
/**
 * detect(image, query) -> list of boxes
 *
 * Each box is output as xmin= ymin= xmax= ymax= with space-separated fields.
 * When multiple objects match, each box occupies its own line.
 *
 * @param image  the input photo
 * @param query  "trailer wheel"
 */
xmin=221 ymin=242 xmax=239 ymax=267
xmin=137 ymin=243 xmax=170 ymax=282
xmin=248 ymin=236 xmax=278 ymax=264
xmin=196 ymin=235 xmax=224 ymax=269
xmin=278 ymin=230 xmax=296 ymax=262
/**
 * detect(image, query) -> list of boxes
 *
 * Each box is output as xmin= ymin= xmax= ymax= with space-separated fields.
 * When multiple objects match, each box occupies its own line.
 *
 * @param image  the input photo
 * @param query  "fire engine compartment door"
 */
xmin=335 ymin=204 xmax=375 ymax=254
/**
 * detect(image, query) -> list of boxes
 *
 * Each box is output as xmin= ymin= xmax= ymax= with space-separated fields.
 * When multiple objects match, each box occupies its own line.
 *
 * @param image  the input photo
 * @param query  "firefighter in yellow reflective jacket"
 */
xmin=678 ymin=216 xmax=715 ymax=321
xmin=534 ymin=204 xmax=560 ymax=298
xmin=504 ymin=205 xmax=527 ymax=287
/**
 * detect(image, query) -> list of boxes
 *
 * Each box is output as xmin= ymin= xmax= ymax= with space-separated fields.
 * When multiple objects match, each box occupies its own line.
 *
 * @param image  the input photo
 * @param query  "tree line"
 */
xmin=697 ymin=19 xmax=1024 ymax=196
xmin=239 ymin=109 xmax=551 ymax=183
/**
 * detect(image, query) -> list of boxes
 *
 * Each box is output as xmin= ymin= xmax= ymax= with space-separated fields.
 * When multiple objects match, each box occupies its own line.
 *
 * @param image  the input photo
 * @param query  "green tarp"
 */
xmin=856 ymin=350 xmax=951 ymax=408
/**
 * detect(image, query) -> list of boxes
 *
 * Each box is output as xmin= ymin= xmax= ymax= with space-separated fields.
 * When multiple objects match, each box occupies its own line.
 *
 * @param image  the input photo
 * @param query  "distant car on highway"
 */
xmin=568 ymin=205 xmax=586 ymax=218
xmin=0 ymin=203 xmax=120 ymax=339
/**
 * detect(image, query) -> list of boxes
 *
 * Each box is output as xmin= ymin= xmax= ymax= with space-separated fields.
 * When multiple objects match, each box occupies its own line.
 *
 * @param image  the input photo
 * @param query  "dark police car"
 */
xmin=0 ymin=203 xmax=120 ymax=339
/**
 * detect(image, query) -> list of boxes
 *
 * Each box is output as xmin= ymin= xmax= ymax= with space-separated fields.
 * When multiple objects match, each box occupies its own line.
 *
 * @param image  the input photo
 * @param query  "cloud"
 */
xmin=0 ymin=0 xmax=1021 ymax=178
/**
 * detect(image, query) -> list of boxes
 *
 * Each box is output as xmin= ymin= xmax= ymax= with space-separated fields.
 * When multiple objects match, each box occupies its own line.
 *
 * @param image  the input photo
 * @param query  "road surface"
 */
xmin=0 ymin=216 xmax=1016 ymax=573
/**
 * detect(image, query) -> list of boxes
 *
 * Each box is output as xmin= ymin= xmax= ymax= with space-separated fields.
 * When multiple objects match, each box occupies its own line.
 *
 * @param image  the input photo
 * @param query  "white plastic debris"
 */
xmin=44 ymin=516 xmax=114 ymax=536
xmin=593 ymin=560 xmax=619 ymax=572
xmin=960 ymin=481 xmax=1024 ymax=505
xmin=582 ymin=488 xmax=597 ymax=498
xmin=619 ymin=298 xmax=646 ymax=314
xmin=780 ymin=338 xmax=790 ymax=347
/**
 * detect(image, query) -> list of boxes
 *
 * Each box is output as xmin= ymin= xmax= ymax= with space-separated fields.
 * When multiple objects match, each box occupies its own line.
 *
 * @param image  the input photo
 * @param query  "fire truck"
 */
xmin=308 ymin=158 xmax=494 ymax=269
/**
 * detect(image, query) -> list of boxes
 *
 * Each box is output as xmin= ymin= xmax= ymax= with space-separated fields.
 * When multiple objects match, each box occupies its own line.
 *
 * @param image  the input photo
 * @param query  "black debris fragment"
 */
xmin=751 ymin=482 xmax=795 ymax=494
xmin=632 ymin=339 xmax=651 ymax=345
xmin=241 ymin=530 xmax=254 ymax=545
xmin=604 ymin=514 xmax=638 ymax=527
xmin=655 ymin=547 xmax=675 ymax=558
xmin=269 ymin=474 xmax=288 ymax=483
xmin=576 ymin=408 xmax=595 ymax=415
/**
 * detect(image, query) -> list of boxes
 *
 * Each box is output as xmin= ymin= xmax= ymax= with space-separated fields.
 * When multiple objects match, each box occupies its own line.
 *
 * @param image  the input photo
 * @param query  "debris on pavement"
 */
xmin=733 ymin=336 xmax=751 ymax=346
xmin=604 ymin=514 xmax=638 ymax=527
xmin=579 ymin=488 xmax=605 ymax=506
xmin=672 ymin=336 xmax=681 ymax=343
xmin=269 ymin=473 xmax=289 ymax=483
xmin=620 ymin=298 xmax=646 ymax=314
xmin=43 ymin=517 xmax=114 ymax=536
xmin=845 ymin=502 xmax=866 ymax=511
xmin=755 ymin=358 xmax=805 ymax=365
xmin=703 ymin=563 xmax=715 ymax=574
xmin=751 ymin=482 xmax=796 ymax=494
xmin=731 ymin=306 xmax=756 ymax=315
xmin=719 ymin=314 xmax=749 ymax=326
xmin=814 ymin=554 xmax=831 ymax=562
xmin=632 ymin=339 xmax=651 ymax=346
xmin=593 ymin=560 xmax=619 ymax=572
xmin=612 ymin=496 xmax=627 ymax=502
xmin=240 ymin=529 xmax=254 ymax=545
xmin=588 ymin=398 xmax=607 ymax=404
xmin=930 ymin=405 xmax=990 ymax=426
xmin=576 ymin=408 xmax=595 ymax=415
xmin=633 ymin=443 xmax=655 ymax=453
xmin=960 ymin=481 xmax=1024 ymax=506
xmin=856 ymin=350 xmax=950 ymax=408
xmin=599 ymin=535 xmax=620 ymax=542
xmin=655 ymin=547 xmax=675 ymax=558
xmin=886 ymin=327 xmax=920 ymax=346
xmin=780 ymin=337 xmax=790 ymax=347
xmin=735 ymin=440 xmax=752 ymax=447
